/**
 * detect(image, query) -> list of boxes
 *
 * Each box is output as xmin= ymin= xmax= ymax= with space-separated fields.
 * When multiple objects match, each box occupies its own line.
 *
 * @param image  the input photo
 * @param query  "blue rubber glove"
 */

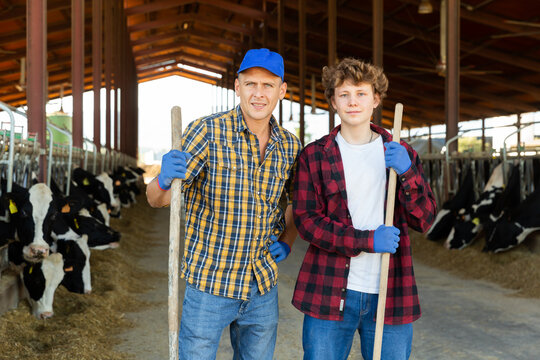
xmin=384 ymin=142 xmax=412 ymax=175
xmin=373 ymin=225 xmax=400 ymax=254
xmin=157 ymin=150 xmax=191 ymax=190
xmin=268 ymin=235 xmax=291 ymax=263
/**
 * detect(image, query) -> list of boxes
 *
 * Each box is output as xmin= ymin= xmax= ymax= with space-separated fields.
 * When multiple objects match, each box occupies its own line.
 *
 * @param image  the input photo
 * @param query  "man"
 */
xmin=146 ymin=48 xmax=302 ymax=360
xmin=292 ymin=58 xmax=436 ymax=359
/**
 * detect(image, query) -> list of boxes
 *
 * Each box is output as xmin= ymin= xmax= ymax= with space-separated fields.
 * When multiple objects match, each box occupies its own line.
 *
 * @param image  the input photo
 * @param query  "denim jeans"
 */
xmin=178 ymin=280 xmax=278 ymax=360
xmin=303 ymin=290 xmax=412 ymax=360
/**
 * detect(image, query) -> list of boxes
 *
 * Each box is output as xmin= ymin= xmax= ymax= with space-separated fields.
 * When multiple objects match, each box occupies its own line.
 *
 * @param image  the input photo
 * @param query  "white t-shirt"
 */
xmin=336 ymin=131 xmax=386 ymax=294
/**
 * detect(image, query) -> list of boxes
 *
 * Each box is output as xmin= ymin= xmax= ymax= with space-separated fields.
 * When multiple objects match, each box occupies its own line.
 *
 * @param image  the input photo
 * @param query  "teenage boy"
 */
xmin=292 ymin=58 xmax=436 ymax=360
xmin=147 ymin=48 xmax=302 ymax=360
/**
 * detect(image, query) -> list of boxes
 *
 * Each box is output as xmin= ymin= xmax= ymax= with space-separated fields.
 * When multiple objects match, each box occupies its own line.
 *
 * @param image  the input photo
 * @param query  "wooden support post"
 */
xmin=72 ymin=0 xmax=84 ymax=149
xmin=92 ymin=0 xmax=102 ymax=151
xmin=26 ymin=0 xmax=47 ymax=182
xmin=105 ymin=0 xmax=112 ymax=150
xmin=445 ymin=0 xmax=460 ymax=154
xmin=278 ymin=0 xmax=285 ymax=126
xmin=328 ymin=0 xmax=337 ymax=131
xmin=372 ymin=0 xmax=383 ymax=126
xmin=299 ymin=0 xmax=305 ymax=146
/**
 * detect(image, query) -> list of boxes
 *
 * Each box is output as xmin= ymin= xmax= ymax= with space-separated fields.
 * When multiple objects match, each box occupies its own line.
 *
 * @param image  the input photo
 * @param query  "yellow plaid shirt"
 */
xmin=180 ymin=106 xmax=302 ymax=300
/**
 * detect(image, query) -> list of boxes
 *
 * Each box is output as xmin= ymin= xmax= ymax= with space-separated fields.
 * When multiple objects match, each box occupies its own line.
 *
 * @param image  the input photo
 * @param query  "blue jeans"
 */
xmin=303 ymin=291 xmax=412 ymax=360
xmin=178 ymin=280 xmax=278 ymax=360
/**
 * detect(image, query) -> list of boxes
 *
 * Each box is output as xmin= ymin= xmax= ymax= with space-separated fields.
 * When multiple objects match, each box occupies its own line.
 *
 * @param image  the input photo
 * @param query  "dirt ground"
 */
xmin=114 ymin=203 xmax=540 ymax=360
xmin=2 ymin=198 xmax=540 ymax=359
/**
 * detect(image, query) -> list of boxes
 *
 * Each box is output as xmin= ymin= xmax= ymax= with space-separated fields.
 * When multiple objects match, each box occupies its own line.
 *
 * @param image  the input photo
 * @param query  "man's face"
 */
xmin=235 ymin=67 xmax=287 ymax=124
xmin=331 ymin=80 xmax=380 ymax=128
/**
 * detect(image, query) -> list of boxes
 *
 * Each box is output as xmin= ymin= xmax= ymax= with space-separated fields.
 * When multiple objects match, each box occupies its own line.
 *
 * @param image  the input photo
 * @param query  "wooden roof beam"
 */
xmin=266 ymin=0 xmax=540 ymax=73
xmin=398 ymin=0 xmax=540 ymax=41
xmin=265 ymin=14 xmax=539 ymax=99
xmin=133 ymin=40 xmax=234 ymax=59
xmin=131 ymin=29 xmax=242 ymax=48
xmin=129 ymin=13 xmax=255 ymax=36
xmin=138 ymin=68 xmax=219 ymax=85
xmin=0 ymin=0 xmax=72 ymax=23
xmin=125 ymin=0 xmax=192 ymax=16
xmin=135 ymin=50 xmax=230 ymax=71
xmin=0 ymin=17 xmax=92 ymax=46
xmin=134 ymin=43 xmax=234 ymax=62
xmin=126 ymin=0 xmax=266 ymax=19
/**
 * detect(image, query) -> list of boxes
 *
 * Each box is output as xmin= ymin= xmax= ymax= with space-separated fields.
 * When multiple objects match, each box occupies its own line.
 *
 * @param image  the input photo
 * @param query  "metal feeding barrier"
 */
xmin=0 ymin=100 xmax=138 ymax=193
xmin=421 ymin=126 xmax=539 ymax=205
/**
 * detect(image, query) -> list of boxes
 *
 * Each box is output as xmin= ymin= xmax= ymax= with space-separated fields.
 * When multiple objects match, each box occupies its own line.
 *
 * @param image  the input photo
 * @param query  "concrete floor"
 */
xmin=116 ymin=207 xmax=540 ymax=359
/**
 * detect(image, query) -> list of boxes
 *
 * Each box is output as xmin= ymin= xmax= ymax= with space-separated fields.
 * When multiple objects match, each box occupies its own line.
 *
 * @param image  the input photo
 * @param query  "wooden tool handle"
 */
xmin=373 ymin=103 xmax=403 ymax=360
xmin=168 ymin=106 xmax=183 ymax=360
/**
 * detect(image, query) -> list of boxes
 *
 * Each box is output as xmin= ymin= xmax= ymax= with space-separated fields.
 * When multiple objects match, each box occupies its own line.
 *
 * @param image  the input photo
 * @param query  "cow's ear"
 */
xmin=3 ymin=193 xmax=21 ymax=215
xmin=56 ymin=197 xmax=69 ymax=213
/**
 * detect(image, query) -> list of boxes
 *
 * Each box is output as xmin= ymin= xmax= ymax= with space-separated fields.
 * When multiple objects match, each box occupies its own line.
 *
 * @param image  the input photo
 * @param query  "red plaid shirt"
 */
xmin=292 ymin=124 xmax=436 ymax=324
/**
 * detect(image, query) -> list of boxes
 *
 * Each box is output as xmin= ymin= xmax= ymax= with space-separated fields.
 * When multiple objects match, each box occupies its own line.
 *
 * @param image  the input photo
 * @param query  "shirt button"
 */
xmin=257 ymin=191 xmax=260 ymax=195
xmin=258 ymin=215 xmax=262 ymax=219
xmin=405 ymin=191 xmax=410 ymax=196
xmin=341 ymin=288 xmax=346 ymax=292
xmin=345 ymin=264 xmax=349 ymax=268
xmin=401 ymin=177 xmax=406 ymax=182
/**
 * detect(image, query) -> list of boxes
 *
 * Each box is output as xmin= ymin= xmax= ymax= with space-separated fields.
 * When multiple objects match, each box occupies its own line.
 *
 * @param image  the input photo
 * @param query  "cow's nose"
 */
xmin=40 ymin=312 xmax=53 ymax=319
xmin=31 ymin=247 xmax=49 ymax=258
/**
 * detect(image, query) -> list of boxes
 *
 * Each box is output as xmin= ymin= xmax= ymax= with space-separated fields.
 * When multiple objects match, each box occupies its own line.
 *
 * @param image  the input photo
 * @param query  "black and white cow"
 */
xmin=427 ymin=168 xmax=476 ymax=240
xmin=481 ymin=163 xmax=522 ymax=242
xmin=8 ymin=241 xmax=64 ymax=319
xmin=9 ymin=234 xmax=92 ymax=317
xmin=5 ymin=183 xmax=58 ymax=262
xmin=54 ymin=236 xmax=92 ymax=294
xmin=72 ymin=168 xmax=120 ymax=214
xmin=21 ymin=253 xmax=64 ymax=319
xmin=484 ymin=187 xmax=540 ymax=252
xmin=52 ymin=204 xmax=120 ymax=250
xmin=445 ymin=163 xmax=504 ymax=249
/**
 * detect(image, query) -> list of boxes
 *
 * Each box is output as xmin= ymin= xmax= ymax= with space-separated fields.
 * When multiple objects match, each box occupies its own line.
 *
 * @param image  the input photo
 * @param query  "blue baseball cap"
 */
xmin=237 ymin=48 xmax=284 ymax=81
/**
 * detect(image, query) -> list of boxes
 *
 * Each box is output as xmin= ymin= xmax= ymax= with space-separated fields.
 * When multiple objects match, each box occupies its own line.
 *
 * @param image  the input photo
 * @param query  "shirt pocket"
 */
xmin=208 ymin=142 xmax=244 ymax=203
xmin=323 ymin=179 xmax=346 ymax=221
xmin=261 ymin=164 xmax=287 ymax=206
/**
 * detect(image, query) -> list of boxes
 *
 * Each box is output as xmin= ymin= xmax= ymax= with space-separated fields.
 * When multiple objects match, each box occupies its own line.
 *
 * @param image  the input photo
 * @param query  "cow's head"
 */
xmin=426 ymin=208 xmax=456 ymax=241
xmin=445 ymin=213 xmax=482 ymax=250
xmin=484 ymin=220 xmax=521 ymax=253
xmin=56 ymin=236 xmax=91 ymax=294
xmin=23 ymin=253 xmax=64 ymax=319
xmin=6 ymin=184 xmax=59 ymax=262
xmin=95 ymin=173 xmax=120 ymax=210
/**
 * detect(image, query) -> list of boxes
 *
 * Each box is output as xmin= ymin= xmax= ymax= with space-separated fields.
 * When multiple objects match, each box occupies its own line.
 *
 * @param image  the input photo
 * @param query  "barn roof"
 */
xmin=0 ymin=0 xmax=539 ymax=129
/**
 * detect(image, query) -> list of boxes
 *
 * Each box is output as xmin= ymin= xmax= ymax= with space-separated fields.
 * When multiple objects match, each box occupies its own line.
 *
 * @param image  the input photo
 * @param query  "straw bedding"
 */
xmin=0 ymin=197 xmax=160 ymax=360
xmin=410 ymin=230 xmax=540 ymax=298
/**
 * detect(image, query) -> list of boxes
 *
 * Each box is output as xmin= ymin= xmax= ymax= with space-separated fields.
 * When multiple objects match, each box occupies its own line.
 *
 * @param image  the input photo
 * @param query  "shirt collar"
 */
xmin=323 ymin=122 xmax=392 ymax=151
xmin=234 ymin=104 xmax=285 ymax=143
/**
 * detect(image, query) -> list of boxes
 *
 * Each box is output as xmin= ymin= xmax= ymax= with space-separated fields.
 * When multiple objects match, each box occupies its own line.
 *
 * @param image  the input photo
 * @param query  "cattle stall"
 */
xmin=0 ymin=101 xmax=143 ymax=320
xmin=421 ymin=138 xmax=540 ymax=253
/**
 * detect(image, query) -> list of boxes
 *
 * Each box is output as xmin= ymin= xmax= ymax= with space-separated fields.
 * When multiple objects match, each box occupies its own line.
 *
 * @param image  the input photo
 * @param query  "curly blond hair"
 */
xmin=322 ymin=58 xmax=388 ymax=110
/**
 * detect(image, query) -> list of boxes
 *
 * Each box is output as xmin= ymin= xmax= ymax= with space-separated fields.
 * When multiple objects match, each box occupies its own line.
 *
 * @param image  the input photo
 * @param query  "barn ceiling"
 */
xmin=0 ymin=0 xmax=539 ymax=129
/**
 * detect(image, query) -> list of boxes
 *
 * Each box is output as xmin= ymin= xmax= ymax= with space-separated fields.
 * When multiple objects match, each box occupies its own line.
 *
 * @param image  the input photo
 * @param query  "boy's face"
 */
xmin=331 ymin=80 xmax=380 ymax=128
xmin=235 ymin=67 xmax=287 ymax=124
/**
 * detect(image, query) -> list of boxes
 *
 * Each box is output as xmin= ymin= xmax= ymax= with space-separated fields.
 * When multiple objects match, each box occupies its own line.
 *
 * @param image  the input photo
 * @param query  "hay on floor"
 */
xmin=410 ymin=230 xmax=540 ymax=298
xmin=0 ymin=196 xmax=163 ymax=360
